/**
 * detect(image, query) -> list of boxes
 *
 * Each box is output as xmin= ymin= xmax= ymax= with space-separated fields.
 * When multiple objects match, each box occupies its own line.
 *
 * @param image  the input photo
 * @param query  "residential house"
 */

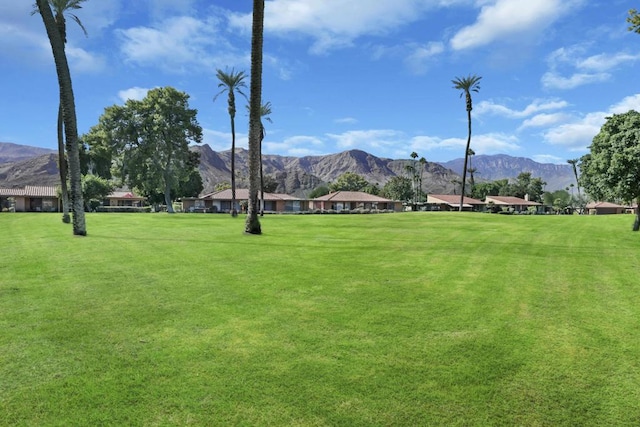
xmin=310 ymin=191 xmax=401 ymax=212
xmin=183 ymin=189 xmax=307 ymax=213
xmin=426 ymin=194 xmax=485 ymax=211
xmin=104 ymin=191 xmax=146 ymax=207
xmin=0 ymin=186 xmax=59 ymax=212
xmin=484 ymin=196 xmax=542 ymax=213
xmin=586 ymin=201 xmax=626 ymax=215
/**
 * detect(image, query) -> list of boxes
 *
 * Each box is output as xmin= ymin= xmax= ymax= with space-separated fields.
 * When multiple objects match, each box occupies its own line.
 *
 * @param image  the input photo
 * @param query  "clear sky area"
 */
xmin=2 ymin=0 xmax=639 ymax=163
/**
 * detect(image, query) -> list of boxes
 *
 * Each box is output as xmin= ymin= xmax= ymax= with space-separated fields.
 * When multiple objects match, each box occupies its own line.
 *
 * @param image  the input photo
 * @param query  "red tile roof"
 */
xmin=427 ymin=194 xmax=484 ymax=206
xmin=312 ymin=191 xmax=394 ymax=203
xmin=485 ymin=196 xmax=541 ymax=206
xmin=203 ymin=188 xmax=302 ymax=201
xmin=585 ymin=201 xmax=625 ymax=209
xmin=0 ymin=186 xmax=59 ymax=197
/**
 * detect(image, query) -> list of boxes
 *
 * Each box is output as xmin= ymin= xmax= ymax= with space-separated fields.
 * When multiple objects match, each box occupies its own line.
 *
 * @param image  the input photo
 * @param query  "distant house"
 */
xmin=485 ymin=196 xmax=542 ymax=213
xmin=104 ymin=191 xmax=146 ymax=207
xmin=0 ymin=186 xmax=148 ymax=212
xmin=0 ymin=185 xmax=59 ymax=212
xmin=586 ymin=201 xmax=626 ymax=215
xmin=427 ymin=194 xmax=484 ymax=211
xmin=183 ymin=189 xmax=307 ymax=213
xmin=310 ymin=191 xmax=401 ymax=212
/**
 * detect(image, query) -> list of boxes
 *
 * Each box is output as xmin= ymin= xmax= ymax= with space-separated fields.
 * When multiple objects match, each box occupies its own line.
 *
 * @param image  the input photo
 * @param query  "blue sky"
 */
xmin=2 ymin=0 xmax=640 ymax=164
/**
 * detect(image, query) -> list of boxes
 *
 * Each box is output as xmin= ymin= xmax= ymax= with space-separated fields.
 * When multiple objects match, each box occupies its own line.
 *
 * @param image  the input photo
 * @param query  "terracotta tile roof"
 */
xmin=107 ymin=191 xmax=145 ymax=200
xmin=312 ymin=191 xmax=394 ymax=203
xmin=0 ymin=187 xmax=24 ymax=196
xmin=585 ymin=201 xmax=625 ymax=209
xmin=203 ymin=188 xmax=302 ymax=201
xmin=485 ymin=196 xmax=541 ymax=206
xmin=427 ymin=194 xmax=484 ymax=206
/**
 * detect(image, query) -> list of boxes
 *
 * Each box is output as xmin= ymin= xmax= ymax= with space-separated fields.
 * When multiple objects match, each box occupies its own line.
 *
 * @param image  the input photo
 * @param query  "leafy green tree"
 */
xmin=33 ymin=0 xmax=88 ymax=224
xmin=580 ymin=110 xmax=640 ymax=231
xmin=628 ymin=8 xmax=640 ymax=33
xmin=543 ymin=190 xmax=570 ymax=213
xmin=35 ymin=0 xmax=86 ymax=235
xmin=308 ymin=185 xmax=330 ymax=199
xmin=329 ymin=172 xmax=370 ymax=192
xmin=214 ymin=68 xmax=247 ymax=217
xmin=471 ymin=181 xmax=501 ymax=200
xmin=245 ymin=0 xmax=265 ymax=234
xmin=85 ymin=87 xmax=202 ymax=213
xmin=452 ymin=74 xmax=482 ymax=211
xmin=509 ymin=172 xmax=545 ymax=201
xmin=262 ymin=175 xmax=278 ymax=193
xmin=382 ymin=176 xmax=412 ymax=202
xmin=81 ymin=174 xmax=113 ymax=211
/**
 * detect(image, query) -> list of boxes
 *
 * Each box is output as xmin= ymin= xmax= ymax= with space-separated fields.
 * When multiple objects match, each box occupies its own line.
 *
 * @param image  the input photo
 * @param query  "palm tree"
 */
xmin=33 ymin=0 xmax=87 ymax=224
xmin=452 ymin=74 xmax=482 ymax=211
xmin=214 ymin=68 xmax=247 ymax=217
xmin=418 ymin=157 xmax=426 ymax=202
xmin=36 ymin=0 xmax=86 ymax=235
xmin=257 ymin=101 xmax=272 ymax=216
xmin=244 ymin=0 xmax=265 ymax=234
xmin=567 ymin=158 xmax=582 ymax=211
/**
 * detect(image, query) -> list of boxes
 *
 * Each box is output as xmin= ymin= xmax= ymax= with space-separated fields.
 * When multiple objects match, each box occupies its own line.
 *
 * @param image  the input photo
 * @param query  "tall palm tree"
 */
xmin=245 ymin=0 xmax=265 ymax=234
xmin=567 ymin=158 xmax=582 ymax=211
xmin=257 ymin=101 xmax=272 ymax=216
xmin=36 ymin=0 xmax=86 ymax=235
xmin=418 ymin=157 xmax=426 ymax=202
xmin=214 ymin=68 xmax=247 ymax=217
xmin=33 ymin=0 xmax=87 ymax=224
xmin=452 ymin=74 xmax=482 ymax=211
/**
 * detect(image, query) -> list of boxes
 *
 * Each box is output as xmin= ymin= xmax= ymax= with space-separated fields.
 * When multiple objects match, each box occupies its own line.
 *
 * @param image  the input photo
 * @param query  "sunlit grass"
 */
xmin=1 ymin=212 xmax=639 ymax=425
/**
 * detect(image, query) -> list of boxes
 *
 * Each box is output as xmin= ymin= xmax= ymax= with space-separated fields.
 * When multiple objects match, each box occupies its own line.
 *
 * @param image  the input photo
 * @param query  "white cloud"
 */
xmin=66 ymin=46 xmax=106 ymax=73
xmin=411 ymin=132 xmax=520 ymax=154
xmin=477 ymin=99 xmax=569 ymax=118
xmin=117 ymin=15 xmax=245 ymax=72
xmin=541 ymin=46 xmax=639 ymax=90
xmin=264 ymin=135 xmax=325 ymax=156
xmin=229 ymin=0 xmax=460 ymax=54
xmin=541 ymin=94 xmax=640 ymax=149
xmin=450 ymin=0 xmax=580 ymax=51
xmin=118 ymin=87 xmax=152 ymax=102
xmin=541 ymin=72 xmax=609 ymax=90
xmin=404 ymin=42 xmax=445 ymax=74
xmin=518 ymin=113 xmax=572 ymax=130
xmin=334 ymin=117 xmax=358 ymax=124
xmin=326 ymin=129 xmax=406 ymax=150
xmin=203 ymin=128 xmax=248 ymax=152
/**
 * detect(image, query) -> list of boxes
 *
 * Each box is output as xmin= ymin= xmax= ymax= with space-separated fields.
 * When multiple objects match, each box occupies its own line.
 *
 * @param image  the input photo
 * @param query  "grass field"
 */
xmin=1 ymin=212 xmax=640 ymax=426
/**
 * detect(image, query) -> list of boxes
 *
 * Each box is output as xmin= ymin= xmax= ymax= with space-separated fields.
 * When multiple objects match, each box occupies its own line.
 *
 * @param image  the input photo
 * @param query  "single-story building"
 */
xmin=485 ymin=196 xmax=542 ymax=213
xmin=0 ymin=186 xmax=147 ymax=212
xmin=0 ymin=185 xmax=59 ymax=212
xmin=183 ymin=188 xmax=307 ymax=213
xmin=586 ymin=201 xmax=626 ymax=215
xmin=105 ymin=191 xmax=146 ymax=207
xmin=310 ymin=191 xmax=402 ymax=212
xmin=426 ymin=194 xmax=485 ymax=211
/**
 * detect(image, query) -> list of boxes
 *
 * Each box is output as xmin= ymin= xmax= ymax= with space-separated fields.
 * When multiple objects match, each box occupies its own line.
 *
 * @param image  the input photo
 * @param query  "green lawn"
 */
xmin=1 ymin=212 xmax=639 ymax=426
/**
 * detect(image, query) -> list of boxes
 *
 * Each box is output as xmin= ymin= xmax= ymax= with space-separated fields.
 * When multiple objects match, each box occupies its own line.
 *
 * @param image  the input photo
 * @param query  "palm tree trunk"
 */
xmin=37 ymin=0 xmax=86 ymax=235
xmin=634 ymin=196 xmax=640 ymax=232
xmin=230 ymin=115 xmax=238 ymax=217
xmin=245 ymin=0 xmax=264 ymax=234
xmin=259 ymin=137 xmax=264 ymax=216
xmin=459 ymin=107 xmax=472 ymax=212
xmin=57 ymin=102 xmax=70 ymax=223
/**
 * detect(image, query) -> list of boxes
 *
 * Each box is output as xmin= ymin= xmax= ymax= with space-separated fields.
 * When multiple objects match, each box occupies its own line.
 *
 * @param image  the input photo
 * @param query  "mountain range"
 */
xmin=0 ymin=142 xmax=576 ymax=195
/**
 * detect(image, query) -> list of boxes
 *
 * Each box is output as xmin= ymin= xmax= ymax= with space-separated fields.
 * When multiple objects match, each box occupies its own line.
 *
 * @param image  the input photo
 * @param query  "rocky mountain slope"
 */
xmin=0 ymin=142 xmax=55 ymax=164
xmin=439 ymin=154 xmax=575 ymax=191
xmin=0 ymin=142 xmax=576 ymax=195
